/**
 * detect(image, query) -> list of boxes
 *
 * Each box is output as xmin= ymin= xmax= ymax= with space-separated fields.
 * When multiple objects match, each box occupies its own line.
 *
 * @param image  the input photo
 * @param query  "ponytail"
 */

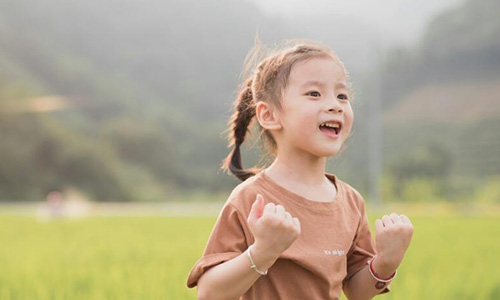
xmin=221 ymin=77 xmax=262 ymax=181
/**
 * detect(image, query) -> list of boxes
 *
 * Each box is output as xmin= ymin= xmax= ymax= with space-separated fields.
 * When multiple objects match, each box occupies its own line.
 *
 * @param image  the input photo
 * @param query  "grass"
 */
xmin=0 ymin=209 xmax=499 ymax=299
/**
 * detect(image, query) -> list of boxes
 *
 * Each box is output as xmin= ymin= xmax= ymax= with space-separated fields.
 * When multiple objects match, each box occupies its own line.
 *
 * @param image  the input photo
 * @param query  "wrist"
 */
xmin=251 ymin=242 xmax=280 ymax=269
xmin=371 ymin=255 xmax=398 ymax=279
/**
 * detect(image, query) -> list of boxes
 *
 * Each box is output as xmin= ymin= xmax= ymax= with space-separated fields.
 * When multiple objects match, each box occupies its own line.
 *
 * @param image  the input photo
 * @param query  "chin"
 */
xmin=318 ymin=147 xmax=342 ymax=158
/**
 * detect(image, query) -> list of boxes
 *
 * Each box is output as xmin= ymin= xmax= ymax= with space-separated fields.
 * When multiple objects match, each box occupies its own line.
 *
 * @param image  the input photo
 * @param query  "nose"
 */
xmin=326 ymin=96 xmax=343 ymax=114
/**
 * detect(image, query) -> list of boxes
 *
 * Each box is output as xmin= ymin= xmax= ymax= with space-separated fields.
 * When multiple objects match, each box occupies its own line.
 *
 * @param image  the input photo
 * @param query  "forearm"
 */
xmin=197 ymin=244 xmax=279 ymax=300
xmin=344 ymin=258 xmax=396 ymax=300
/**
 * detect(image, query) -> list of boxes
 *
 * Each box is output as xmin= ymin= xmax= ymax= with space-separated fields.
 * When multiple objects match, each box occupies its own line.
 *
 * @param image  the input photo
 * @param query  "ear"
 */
xmin=255 ymin=101 xmax=282 ymax=130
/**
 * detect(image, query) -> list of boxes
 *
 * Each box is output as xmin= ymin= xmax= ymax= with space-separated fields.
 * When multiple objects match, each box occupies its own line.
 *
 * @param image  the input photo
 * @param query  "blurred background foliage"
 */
xmin=0 ymin=0 xmax=499 ymax=202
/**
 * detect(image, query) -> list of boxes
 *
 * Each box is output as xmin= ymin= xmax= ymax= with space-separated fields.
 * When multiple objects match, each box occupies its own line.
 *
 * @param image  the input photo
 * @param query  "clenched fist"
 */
xmin=247 ymin=194 xmax=301 ymax=258
xmin=374 ymin=213 xmax=414 ymax=270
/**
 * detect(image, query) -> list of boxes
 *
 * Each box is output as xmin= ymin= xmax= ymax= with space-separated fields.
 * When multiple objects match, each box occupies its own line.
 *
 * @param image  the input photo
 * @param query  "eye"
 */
xmin=306 ymin=91 xmax=321 ymax=97
xmin=338 ymin=94 xmax=349 ymax=101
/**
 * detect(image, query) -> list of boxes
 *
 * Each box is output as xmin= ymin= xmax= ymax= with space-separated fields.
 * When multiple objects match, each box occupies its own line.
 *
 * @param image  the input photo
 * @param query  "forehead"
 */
xmin=287 ymin=57 xmax=347 ymax=88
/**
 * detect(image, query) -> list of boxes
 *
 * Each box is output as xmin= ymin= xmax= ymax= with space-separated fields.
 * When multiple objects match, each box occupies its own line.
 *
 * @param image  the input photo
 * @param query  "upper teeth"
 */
xmin=320 ymin=122 xmax=340 ymax=128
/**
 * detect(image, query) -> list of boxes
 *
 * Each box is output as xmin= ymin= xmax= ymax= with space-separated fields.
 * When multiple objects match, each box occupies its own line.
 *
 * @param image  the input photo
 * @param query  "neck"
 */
xmin=266 ymin=147 xmax=327 ymax=186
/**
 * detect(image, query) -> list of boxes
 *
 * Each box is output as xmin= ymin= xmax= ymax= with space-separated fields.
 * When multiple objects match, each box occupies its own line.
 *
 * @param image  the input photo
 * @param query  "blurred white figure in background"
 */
xmin=38 ymin=187 xmax=95 ymax=222
xmin=46 ymin=190 xmax=64 ymax=219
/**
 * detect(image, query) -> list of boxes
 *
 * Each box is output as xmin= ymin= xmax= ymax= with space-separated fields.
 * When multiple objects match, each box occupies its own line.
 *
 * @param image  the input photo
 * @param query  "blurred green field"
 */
xmin=0 ymin=211 xmax=499 ymax=299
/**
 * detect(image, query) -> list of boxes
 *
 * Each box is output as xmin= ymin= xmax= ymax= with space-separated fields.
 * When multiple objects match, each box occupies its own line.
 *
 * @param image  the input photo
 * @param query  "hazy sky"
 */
xmin=250 ymin=0 xmax=464 ymax=48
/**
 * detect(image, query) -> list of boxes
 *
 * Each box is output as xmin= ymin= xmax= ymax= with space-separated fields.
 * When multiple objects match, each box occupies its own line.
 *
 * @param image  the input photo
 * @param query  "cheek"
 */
xmin=285 ymin=108 xmax=316 ymax=132
xmin=343 ymin=109 xmax=354 ymax=135
xmin=299 ymin=114 xmax=319 ymax=135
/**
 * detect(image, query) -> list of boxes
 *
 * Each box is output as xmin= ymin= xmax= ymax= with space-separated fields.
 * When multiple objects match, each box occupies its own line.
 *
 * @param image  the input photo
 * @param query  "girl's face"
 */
xmin=277 ymin=57 xmax=354 ymax=158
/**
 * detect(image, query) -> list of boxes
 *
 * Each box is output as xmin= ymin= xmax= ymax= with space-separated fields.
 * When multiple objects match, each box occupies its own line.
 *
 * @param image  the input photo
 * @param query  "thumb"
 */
xmin=248 ymin=194 xmax=264 ymax=224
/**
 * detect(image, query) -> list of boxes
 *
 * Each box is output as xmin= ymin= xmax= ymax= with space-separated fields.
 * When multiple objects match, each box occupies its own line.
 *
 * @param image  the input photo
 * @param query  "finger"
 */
xmin=284 ymin=212 xmax=292 ymax=225
xmin=382 ymin=215 xmax=394 ymax=227
xmin=248 ymin=194 xmax=265 ymax=223
xmin=275 ymin=205 xmax=286 ymax=218
xmin=263 ymin=202 xmax=276 ymax=217
xmin=390 ymin=213 xmax=403 ymax=225
xmin=374 ymin=219 xmax=384 ymax=233
xmin=400 ymin=214 xmax=413 ymax=227
xmin=292 ymin=217 xmax=301 ymax=233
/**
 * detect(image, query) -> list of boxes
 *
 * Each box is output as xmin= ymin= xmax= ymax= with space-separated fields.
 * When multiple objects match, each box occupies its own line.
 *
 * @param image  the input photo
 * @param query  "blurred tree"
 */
xmin=388 ymin=142 xmax=452 ymax=199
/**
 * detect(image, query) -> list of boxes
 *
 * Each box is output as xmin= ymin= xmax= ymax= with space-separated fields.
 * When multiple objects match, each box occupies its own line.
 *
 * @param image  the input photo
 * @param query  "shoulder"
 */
xmin=222 ymin=173 xmax=263 ymax=218
xmin=327 ymin=173 xmax=367 ymax=214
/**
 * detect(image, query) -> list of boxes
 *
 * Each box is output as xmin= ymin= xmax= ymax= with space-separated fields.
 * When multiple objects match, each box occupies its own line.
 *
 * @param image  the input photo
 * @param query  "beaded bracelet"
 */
xmin=246 ymin=245 xmax=268 ymax=276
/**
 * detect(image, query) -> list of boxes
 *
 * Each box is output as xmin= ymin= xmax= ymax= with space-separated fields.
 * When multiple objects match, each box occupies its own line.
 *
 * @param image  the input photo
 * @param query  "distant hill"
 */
xmin=379 ymin=0 xmax=500 ymax=185
xmin=380 ymin=0 xmax=500 ymax=110
xmin=0 ymin=0 xmax=268 ymax=200
xmin=384 ymin=78 xmax=500 ymax=125
xmin=0 ymin=0 xmax=390 ymax=200
xmin=383 ymin=77 xmax=500 ymax=177
xmin=0 ymin=0 xmax=498 ymax=201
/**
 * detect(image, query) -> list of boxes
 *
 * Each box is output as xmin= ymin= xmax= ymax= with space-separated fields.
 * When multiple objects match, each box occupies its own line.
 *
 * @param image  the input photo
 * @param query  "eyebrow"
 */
xmin=301 ymin=80 xmax=347 ymax=89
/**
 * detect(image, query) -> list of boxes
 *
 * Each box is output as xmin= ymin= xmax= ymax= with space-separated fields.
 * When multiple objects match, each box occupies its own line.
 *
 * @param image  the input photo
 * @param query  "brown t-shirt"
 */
xmin=186 ymin=170 xmax=391 ymax=299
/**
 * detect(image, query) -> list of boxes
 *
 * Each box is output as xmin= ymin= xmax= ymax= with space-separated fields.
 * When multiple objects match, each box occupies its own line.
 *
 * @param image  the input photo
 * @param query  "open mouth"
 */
xmin=319 ymin=122 xmax=341 ymax=136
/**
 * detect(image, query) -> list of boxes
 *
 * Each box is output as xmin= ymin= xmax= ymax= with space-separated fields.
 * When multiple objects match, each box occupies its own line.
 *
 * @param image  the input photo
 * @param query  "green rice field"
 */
xmin=0 ymin=206 xmax=499 ymax=299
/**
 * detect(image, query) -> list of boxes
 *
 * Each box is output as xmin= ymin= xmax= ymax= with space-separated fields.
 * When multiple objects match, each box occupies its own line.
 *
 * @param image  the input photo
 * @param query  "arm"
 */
xmin=197 ymin=243 xmax=279 ymax=300
xmin=344 ymin=211 xmax=414 ymax=300
xmin=343 ymin=257 xmax=395 ymax=300
xmin=197 ymin=195 xmax=301 ymax=300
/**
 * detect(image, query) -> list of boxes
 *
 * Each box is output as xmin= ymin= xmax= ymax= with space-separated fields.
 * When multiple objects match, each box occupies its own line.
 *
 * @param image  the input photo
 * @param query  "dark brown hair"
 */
xmin=221 ymin=38 xmax=351 ymax=181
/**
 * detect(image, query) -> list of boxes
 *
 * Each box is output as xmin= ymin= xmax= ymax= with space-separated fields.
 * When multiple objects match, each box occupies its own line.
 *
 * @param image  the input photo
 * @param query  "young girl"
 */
xmin=187 ymin=39 xmax=414 ymax=300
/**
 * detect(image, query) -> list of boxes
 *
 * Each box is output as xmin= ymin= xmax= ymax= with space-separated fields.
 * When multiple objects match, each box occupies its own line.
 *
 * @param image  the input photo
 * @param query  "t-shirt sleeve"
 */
xmin=342 ymin=194 xmax=391 ymax=295
xmin=186 ymin=202 xmax=251 ymax=288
